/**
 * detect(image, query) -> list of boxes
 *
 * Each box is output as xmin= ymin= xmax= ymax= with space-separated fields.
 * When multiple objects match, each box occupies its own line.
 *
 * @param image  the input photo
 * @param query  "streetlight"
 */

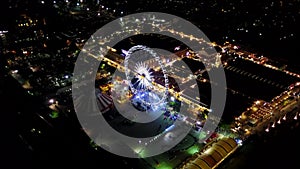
xmin=283 ymin=115 xmax=286 ymax=120
xmin=265 ymin=127 xmax=269 ymax=132
xmin=294 ymin=112 xmax=298 ymax=120
xmin=271 ymin=122 xmax=275 ymax=128
xmin=265 ymin=124 xmax=270 ymax=132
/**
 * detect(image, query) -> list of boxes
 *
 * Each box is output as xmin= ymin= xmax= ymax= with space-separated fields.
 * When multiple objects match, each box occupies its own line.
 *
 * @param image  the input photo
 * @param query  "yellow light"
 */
xmin=252 ymin=106 xmax=258 ymax=112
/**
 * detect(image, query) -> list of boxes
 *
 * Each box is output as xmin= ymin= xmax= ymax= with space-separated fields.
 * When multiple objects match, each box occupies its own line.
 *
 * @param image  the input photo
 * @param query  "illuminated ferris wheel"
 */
xmin=133 ymin=62 xmax=154 ymax=90
xmin=124 ymin=45 xmax=169 ymax=108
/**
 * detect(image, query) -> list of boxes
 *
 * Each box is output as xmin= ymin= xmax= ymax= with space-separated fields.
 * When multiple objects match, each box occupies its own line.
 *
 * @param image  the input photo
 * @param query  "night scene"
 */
xmin=1 ymin=0 xmax=300 ymax=169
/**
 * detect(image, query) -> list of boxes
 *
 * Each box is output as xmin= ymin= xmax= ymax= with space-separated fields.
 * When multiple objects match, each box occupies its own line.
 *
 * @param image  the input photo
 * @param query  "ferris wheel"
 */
xmin=124 ymin=45 xmax=169 ymax=108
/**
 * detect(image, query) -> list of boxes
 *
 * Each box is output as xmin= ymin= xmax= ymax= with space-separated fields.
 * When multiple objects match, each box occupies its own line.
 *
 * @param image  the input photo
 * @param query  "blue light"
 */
xmin=165 ymin=124 xmax=175 ymax=132
xmin=235 ymin=138 xmax=243 ymax=145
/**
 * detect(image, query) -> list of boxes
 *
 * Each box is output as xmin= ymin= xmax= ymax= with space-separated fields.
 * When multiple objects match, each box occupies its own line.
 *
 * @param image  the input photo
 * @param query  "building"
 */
xmin=179 ymin=137 xmax=238 ymax=169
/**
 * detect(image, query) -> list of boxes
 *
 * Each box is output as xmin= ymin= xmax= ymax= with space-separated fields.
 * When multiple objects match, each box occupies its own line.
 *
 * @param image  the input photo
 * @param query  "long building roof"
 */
xmin=180 ymin=137 xmax=238 ymax=169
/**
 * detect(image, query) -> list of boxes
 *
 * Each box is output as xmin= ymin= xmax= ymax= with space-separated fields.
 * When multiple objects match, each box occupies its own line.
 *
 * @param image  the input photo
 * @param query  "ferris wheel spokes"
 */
xmin=124 ymin=45 xmax=169 ymax=108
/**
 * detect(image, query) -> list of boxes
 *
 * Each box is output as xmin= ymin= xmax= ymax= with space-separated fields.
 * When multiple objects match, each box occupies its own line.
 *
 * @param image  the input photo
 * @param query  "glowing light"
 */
xmin=165 ymin=124 xmax=175 ymax=132
xmin=49 ymin=111 xmax=59 ymax=119
xmin=265 ymin=128 xmax=269 ymax=132
xmin=236 ymin=139 xmax=243 ymax=145
xmin=186 ymin=51 xmax=190 ymax=56
xmin=49 ymin=99 xmax=55 ymax=104
xmin=252 ymin=106 xmax=258 ymax=112
xmin=134 ymin=62 xmax=153 ymax=90
xmin=121 ymin=49 xmax=128 ymax=56
xmin=155 ymin=162 xmax=172 ymax=169
xmin=204 ymin=147 xmax=214 ymax=154
xmin=186 ymin=145 xmax=199 ymax=155
xmin=272 ymin=122 xmax=275 ymax=128
xmin=174 ymin=46 xmax=180 ymax=50
xmin=12 ymin=70 xmax=18 ymax=74
xmin=283 ymin=115 xmax=286 ymax=120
